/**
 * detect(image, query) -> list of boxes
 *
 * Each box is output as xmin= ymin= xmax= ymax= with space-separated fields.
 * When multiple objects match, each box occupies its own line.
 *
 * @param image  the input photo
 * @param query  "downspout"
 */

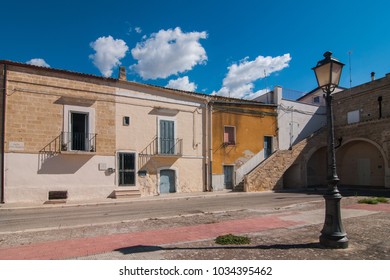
xmin=203 ymin=101 xmax=208 ymax=192
xmin=208 ymin=100 xmax=213 ymax=191
xmin=1 ymin=64 xmax=7 ymax=203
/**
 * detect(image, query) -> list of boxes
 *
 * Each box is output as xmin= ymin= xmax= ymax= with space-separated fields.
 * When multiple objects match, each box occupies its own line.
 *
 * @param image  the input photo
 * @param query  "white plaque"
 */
xmin=8 ymin=141 xmax=25 ymax=151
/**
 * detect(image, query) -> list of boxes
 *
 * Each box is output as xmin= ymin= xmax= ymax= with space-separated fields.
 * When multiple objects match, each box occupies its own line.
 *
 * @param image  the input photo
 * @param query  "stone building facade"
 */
xmin=0 ymin=61 xmax=207 ymax=204
xmin=245 ymin=73 xmax=390 ymax=191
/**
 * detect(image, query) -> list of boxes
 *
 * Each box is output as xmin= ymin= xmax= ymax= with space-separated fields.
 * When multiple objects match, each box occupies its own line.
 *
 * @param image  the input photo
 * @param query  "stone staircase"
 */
xmin=112 ymin=189 xmax=141 ymax=199
xmin=244 ymin=128 xmax=326 ymax=192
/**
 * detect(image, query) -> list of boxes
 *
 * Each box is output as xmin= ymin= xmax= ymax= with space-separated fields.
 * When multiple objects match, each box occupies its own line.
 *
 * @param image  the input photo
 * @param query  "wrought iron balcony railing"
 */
xmin=61 ymin=132 xmax=97 ymax=152
xmin=139 ymin=137 xmax=183 ymax=157
xmin=40 ymin=132 xmax=97 ymax=154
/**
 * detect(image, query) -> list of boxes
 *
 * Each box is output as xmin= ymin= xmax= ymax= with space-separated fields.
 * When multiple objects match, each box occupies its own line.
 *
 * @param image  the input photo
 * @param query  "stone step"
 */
xmin=113 ymin=189 xmax=141 ymax=199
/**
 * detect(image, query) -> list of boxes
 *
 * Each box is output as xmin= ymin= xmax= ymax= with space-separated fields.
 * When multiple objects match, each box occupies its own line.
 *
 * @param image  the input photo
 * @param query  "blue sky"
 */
xmin=2 ymin=0 xmax=390 ymax=99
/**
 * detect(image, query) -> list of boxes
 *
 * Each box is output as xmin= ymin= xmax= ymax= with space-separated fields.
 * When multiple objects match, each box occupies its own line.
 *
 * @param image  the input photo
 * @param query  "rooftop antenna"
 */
xmin=264 ymin=69 xmax=269 ymax=91
xmin=263 ymin=69 xmax=270 ymax=103
xmin=348 ymin=50 xmax=352 ymax=89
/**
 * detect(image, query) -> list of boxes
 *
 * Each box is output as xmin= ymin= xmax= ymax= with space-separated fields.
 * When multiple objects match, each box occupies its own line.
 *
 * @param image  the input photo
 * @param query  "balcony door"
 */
xmin=71 ymin=112 xmax=89 ymax=151
xmin=159 ymin=120 xmax=175 ymax=154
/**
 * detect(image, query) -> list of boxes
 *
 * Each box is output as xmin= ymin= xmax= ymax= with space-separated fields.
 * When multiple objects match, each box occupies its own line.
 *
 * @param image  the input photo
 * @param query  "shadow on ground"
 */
xmin=275 ymin=186 xmax=390 ymax=198
xmin=114 ymin=242 xmax=321 ymax=256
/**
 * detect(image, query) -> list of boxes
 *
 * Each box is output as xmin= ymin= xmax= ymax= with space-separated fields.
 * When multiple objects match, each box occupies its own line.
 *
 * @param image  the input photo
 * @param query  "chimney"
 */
xmin=118 ymin=66 xmax=127 ymax=81
xmin=371 ymin=72 xmax=375 ymax=81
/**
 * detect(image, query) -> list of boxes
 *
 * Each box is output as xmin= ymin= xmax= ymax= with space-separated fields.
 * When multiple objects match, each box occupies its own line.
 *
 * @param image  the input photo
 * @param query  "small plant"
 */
xmin=215 ymin=234 xmax=251 ymax=245
xmin=358 ymin=197 xmax=389 ymax=204
xmin=376 ymin=197 xmax=389 ymax=203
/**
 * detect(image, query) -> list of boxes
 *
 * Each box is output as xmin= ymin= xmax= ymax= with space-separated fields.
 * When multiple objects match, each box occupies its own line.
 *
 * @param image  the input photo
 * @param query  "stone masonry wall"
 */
xmin=244 ymin=129 xmax=327 ymax=191
xmin=4 ymin=65 xmax=116 ymax=155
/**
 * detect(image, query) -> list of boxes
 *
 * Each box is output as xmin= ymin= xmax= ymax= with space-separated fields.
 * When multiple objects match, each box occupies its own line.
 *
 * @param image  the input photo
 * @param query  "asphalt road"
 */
xmin=0 ymin=192 xmax=323 ymax=233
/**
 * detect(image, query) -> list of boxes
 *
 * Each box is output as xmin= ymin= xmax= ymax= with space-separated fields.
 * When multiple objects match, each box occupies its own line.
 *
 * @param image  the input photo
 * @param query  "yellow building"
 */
xmin=210 ymin=99 xmax=277 ymax=190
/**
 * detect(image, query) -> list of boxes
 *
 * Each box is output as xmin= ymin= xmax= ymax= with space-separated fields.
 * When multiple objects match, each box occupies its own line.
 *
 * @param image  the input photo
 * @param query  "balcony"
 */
xmin=40 ymin=132 xmax=97 ymax=155
xmin=138 ymin=137 xmax=183 ymax=167
xmin=140 ymin=137 xmax=183 ymax=157
xmin=61 ymin=132 xmax=97 ymax=153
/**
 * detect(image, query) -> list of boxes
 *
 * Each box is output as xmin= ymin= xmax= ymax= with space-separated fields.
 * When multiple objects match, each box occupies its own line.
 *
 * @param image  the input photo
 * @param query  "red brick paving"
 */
xmin=344 ymin=203 xmax=390 ymax=212
xmin=0 ymin=213 xmax=303 ymax=260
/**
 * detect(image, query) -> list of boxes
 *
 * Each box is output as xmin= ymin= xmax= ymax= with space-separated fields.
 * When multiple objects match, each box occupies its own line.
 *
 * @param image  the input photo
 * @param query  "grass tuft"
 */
xmin=358 ymin=197 xmax=388 ymax=204
xmin=215 ymin=234 xmax=251 ymax=245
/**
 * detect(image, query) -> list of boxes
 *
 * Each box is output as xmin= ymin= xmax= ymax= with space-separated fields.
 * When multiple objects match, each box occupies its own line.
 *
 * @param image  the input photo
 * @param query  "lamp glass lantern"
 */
xmin=313 ymin=51 xmax=344 ymax=93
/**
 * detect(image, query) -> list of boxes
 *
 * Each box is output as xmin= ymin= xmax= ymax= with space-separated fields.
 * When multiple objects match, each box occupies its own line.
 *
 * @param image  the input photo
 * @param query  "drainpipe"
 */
xmin=1 ymin=64 xmax=7 ymax=203
xmin=203 ymin=101 xmax=208 ymax=192
xmin=208 ymin=100 xmax=213 ymax=191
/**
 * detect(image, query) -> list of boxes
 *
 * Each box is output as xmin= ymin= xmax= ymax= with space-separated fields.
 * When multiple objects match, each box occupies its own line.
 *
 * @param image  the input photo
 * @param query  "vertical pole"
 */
xmin=319 ymin=89 xmax=348 ymax=248
xmin=0 ymin=64 xmax=7 ymax=203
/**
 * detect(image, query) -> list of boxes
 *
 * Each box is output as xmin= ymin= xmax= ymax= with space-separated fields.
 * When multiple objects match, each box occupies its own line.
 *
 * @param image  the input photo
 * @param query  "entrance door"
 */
xmin=160 ymin=120 xmax=175 ymax=154
xmin=264 ymin=136 xmax=273 ymax=158
xmin=160 ymin=169 xmax=176 ymax=193
xmin=71 ymin=112 xmax=88 ymax=151
xmin=223 ymin=165 xmax=234 ymax=189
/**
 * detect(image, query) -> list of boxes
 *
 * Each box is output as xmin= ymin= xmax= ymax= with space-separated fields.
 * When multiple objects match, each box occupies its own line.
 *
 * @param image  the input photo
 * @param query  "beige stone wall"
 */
xmin=4 ymin=65 xmax=116 ymax=155
xmin=333 ymin=74 xmax=390 ymax=126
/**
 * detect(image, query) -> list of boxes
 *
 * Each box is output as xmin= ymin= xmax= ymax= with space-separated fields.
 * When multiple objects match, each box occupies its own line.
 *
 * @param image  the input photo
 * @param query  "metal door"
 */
xmin=264 ymin=136 xmax=273 ymax=158
xmin=160 ymin=169 xmax=176 ymax=193
xmin=223 ymin=165 xmax=234 ymax=189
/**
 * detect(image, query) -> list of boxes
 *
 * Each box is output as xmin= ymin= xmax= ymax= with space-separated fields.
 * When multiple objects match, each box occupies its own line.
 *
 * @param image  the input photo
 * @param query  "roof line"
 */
xmin=0 ymin=59 xmax=265 ymax=104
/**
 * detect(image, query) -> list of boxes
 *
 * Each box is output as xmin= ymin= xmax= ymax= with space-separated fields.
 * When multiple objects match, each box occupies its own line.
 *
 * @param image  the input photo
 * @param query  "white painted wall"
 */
xmin=235 ymin=149 xmax=264 ymax=185
xmin=5 ymin=153 xmax=115 ymax=203
xmin=115 ymin=87 xmax=205 ymax=195
xmin=255 ymin=86 xmax=326 ymax=150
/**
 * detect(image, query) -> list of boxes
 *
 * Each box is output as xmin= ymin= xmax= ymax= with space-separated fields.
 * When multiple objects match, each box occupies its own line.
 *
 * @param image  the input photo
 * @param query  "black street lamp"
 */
xmin=313 ymin=51 xmax=349 ymax=249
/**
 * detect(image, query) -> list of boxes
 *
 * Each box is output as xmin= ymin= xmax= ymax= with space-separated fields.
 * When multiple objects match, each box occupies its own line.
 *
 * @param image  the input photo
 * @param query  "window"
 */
xmin=347 ymin=110 xmax=360 ymax=124
xmin=313 ymin=96 xmax=320 ymax=103
xmin=123 ymin=116 xmax=130 ymax=126
xmin=118 ymin=152 xmax=136 ymax=186
xmin=224 ymin=126 xmax=236 ymax=145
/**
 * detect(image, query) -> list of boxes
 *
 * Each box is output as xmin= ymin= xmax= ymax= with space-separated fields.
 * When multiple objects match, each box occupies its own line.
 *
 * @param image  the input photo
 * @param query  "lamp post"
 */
xmin=313 ymin=51 xmax=349 ymax=249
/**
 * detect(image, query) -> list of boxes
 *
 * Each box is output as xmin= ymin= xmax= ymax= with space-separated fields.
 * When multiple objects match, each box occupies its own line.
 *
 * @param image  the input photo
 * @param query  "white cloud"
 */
xmin=213 ymin=54 xmax=291 ymax=99
xmin=131 ymin=27 xmax=207 ymax=80
xmin=135 ymin=27 xmax=142 ymax=33
xmin=26 ymin=58 xmax=50 ymax=67
xmin=166 ymin=76 xmax=197 ymax=92
xmin=89 ymin=36 xmax=129 ymax=77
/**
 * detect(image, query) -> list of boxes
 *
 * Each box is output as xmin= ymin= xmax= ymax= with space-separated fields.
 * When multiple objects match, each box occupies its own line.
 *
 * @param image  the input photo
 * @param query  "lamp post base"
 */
xmin=320 ymin=234 xmax=349 ymax=249
xmin=319 ymin=191 xmax=349 ymax=249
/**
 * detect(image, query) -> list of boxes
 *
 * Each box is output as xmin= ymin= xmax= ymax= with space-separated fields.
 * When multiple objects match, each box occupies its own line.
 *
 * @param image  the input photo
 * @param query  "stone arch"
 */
xmin=336 ymin=138 xmax=386 ymax=187
xmin=306 ymin=146 xmax=327 ymax=187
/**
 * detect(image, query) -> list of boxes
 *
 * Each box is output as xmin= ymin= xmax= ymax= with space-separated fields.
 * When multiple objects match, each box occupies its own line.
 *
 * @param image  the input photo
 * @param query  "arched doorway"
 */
xmin=306 ymin=146 xmax=327 ymax=187
xmin=283 ymin=164 xmax=301 ymax=189
xmin=337 ymin=140 xmax=385 ymax=187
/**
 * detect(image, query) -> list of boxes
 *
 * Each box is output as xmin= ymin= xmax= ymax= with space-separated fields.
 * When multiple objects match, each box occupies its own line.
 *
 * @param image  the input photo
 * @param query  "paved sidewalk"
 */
xmin=1 ymin=202 xmax=387 ymax=260
xmin=0 ymin=190 xmax=245 ymax=210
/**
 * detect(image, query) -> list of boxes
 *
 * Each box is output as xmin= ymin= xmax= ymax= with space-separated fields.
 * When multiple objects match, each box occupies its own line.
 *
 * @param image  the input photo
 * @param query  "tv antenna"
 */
xmin=348 ymin=50 xmax=352 ymax=89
